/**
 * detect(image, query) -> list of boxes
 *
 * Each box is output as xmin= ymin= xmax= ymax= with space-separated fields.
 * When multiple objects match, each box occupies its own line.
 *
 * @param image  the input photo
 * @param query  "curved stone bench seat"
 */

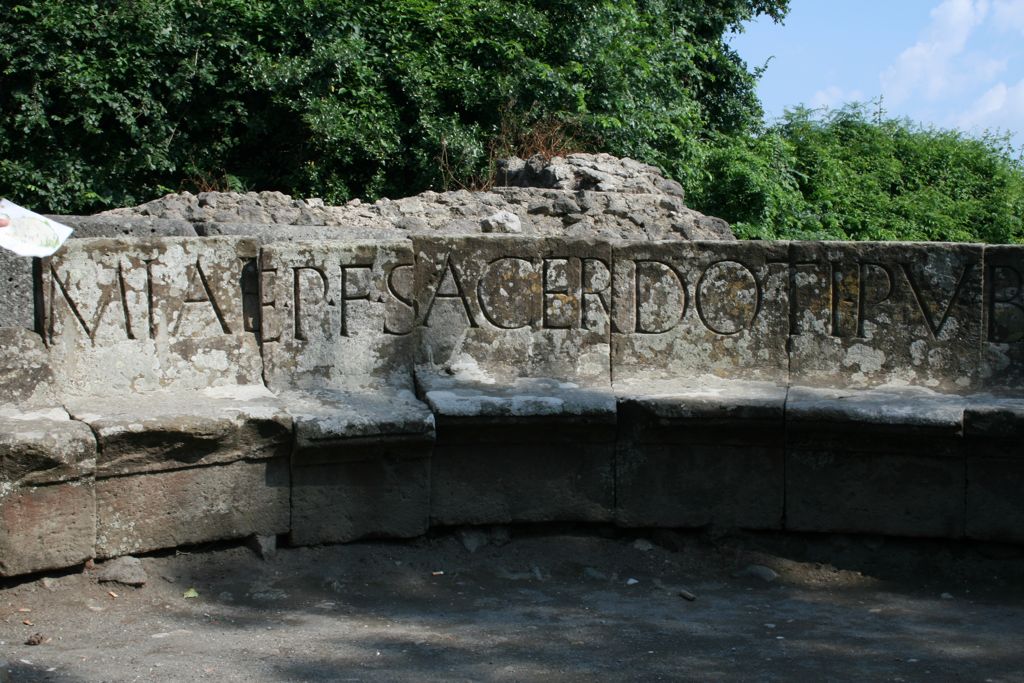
xmin=0 ymin=230 xmax=1022 ymax=577
xmin=614 ymin=377 xmax=787 ymax=530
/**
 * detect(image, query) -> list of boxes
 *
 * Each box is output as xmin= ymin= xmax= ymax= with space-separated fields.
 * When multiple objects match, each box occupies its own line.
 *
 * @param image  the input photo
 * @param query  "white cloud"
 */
xmin=809 ymin=86 xmax=865 ymax=109
xmin=881 ymin=0 xmax=992 ymax=104
xmin=993 ymin=0 xmax=1024 ymax=33
xmin=955 ymin=78 xmax=1024 ymax=131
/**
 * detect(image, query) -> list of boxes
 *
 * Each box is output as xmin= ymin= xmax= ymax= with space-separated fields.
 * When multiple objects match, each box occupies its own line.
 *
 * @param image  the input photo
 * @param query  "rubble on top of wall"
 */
xmin=99 ymin=154 xmax=735 ymax=242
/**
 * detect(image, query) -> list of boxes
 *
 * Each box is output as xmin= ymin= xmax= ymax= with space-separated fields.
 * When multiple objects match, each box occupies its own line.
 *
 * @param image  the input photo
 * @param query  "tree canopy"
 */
xmin=3 ymin=0 xmax=1023 ymax=243
xmin=0 ymin=0 xmax=786 ymax=212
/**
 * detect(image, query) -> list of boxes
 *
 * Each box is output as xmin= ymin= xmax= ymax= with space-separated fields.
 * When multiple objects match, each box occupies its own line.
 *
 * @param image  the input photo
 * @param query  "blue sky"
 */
xmin=729 ymin=0 xmax=1024 ymax=149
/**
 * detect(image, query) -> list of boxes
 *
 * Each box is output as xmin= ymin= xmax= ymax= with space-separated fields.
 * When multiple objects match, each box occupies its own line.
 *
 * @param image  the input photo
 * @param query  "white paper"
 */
xmin=0 ymin=199 xmax=74 ymax=257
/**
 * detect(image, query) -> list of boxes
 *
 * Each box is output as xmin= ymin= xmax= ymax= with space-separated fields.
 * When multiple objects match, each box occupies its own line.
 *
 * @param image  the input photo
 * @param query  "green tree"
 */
xmin=690 ymin=105 xmax=1024 ymax=243
xmin=0 ymin=0 xmax=787 ymax=213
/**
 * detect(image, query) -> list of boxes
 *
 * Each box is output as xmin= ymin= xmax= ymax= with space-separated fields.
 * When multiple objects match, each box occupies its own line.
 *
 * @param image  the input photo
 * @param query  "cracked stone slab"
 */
xmin=65 ymin=386 xmax=292 ymax=478
xmin=788 ymin=242 xmax=984 ymax=391
xmin=611 ymin=241 xmax=790 ymax=384
xmin=0 ymin=407 xmax=96 ymax=485
xmin=42 ymin=237 xmax=265 ymax=395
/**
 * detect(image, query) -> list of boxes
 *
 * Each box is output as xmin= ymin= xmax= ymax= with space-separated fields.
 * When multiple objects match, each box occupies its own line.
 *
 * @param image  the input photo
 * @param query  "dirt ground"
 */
xmin=2 ymin=525 xmax=1023 ymax=682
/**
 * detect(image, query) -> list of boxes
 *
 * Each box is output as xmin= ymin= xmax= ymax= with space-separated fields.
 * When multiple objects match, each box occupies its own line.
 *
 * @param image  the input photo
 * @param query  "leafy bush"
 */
xmin=690 ymin=106 xmax=1024 ymax=243
xmin=0 ymin=0 xmax=784 ymax=213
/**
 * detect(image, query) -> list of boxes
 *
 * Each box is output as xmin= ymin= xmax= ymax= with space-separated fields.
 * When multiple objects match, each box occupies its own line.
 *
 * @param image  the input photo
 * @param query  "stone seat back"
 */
xmin=412 ymin=235 xmax=616 ymax=417
xmin=258 ymin=239 xmax=434 ymax=445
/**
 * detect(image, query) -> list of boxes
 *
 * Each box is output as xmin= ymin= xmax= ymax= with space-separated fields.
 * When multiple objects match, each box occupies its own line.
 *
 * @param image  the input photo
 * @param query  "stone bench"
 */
xmin=0 ymin=232 xmax=1022 ymax=577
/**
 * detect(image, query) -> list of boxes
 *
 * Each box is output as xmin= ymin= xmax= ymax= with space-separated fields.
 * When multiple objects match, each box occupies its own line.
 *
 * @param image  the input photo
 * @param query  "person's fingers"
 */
xmin=0 ymin=217 xmax=9 ymax=228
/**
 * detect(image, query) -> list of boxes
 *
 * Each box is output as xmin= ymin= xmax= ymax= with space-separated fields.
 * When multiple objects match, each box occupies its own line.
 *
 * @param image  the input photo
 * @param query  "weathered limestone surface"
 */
xmin=0 ymin=479 xmax=95 ymax=576
xmin=612 ymin=241 xmax=790 ymax=383
xmin=984 ymin=245 xmax=1024 ymax=392
xmin=788 ymin=242 xmax=984 ymax=391
xmin=0 ymin=249 xmax=35 ymax=328
xmin=0 ymin=329 xmax=97 ymax=575
xmin=65 ymin=387 xmax=291 ymax=478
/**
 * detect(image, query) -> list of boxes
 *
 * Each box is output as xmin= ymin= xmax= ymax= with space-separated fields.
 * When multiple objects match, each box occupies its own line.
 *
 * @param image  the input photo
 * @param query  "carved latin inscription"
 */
xmin=36 ymin=237 xmax=1022 ymax=392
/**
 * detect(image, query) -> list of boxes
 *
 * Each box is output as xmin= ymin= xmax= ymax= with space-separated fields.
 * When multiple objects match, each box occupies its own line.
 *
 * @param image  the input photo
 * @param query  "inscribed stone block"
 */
xmin=982 ymin=245 xmax=1024 ymax=393
xmin=413 ymin=236 xmax=613 ymax=388
xmin=611 ymin=241 xmax=790 ymax=383
xmin=787 ymin=242 xmax=984 ymax=391
xmin=42 ymin=237 xmax=265 ymax=394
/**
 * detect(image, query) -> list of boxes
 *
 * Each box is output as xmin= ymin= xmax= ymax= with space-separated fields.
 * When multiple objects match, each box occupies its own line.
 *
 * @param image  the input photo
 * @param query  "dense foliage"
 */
xmin=692 ymin=106 xmax=1024 ymax=243
xmin=2 ymin=0 xmax=1022 ymax=243
xmin=0 ymin=0 xmax=783 ymax=213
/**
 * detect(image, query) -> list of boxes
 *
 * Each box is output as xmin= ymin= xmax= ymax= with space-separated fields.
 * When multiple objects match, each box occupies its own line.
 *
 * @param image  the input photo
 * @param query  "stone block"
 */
xmin=788 ymin=242 xmax=984 ymax=391
xmin=413 ymin=236 xmax=613 ymax=386
xmin=982 ymin=245 xmax=1024 ymax=392
xmin=0 ymin=479 xmax=95 ymax=576
xmin=611 ymin=241 xmax=790 ymax=383
xmin=0 ymin=328 xmax=61 ymax=408
xmin=42 ymin=237 xmax=265 ymax=395
xmin=785 ymin=386 xmax=966 ymax=538
xmin=429 ymin=418 xmax=615 ymax=526
xmin=260 ymin=240 xmax=420 ymax=393
xmin=290 ymin=437 xmax=432 ymax=545
xmin=65 ymin=387 xmax=292 ymax=477
xmin=614 ymin=378 xmax=786 ymax=529
xmin=964 ymin=397 xmax=1024 ymax=542
xmin=0 ymin=408 xmax=96 ymax=485
xmin=96 ymin=458 xmax=289 ymax=558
